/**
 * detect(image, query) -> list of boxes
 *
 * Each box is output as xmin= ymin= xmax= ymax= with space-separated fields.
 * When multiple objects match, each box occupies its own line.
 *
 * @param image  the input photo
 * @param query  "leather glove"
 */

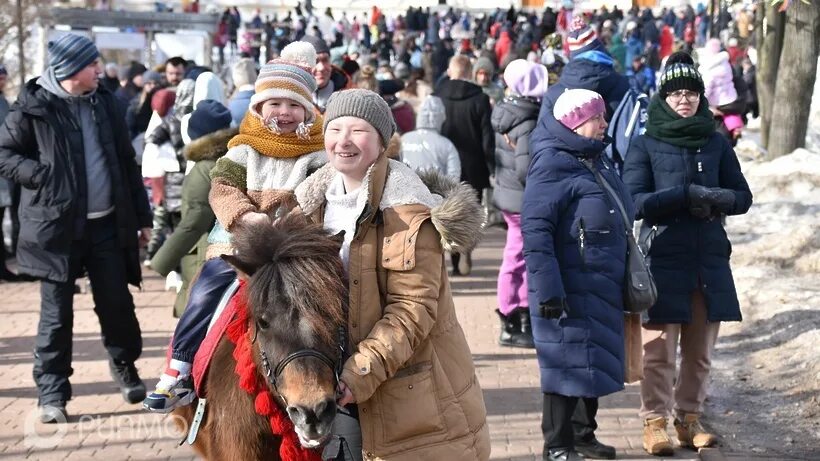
xmin=688 ymin=184 xmax=736 ymax=212
xmin=687 ymin=184 xmax=713 ymax=207
xmin=540 ymin=298 xmax=568 ymax=319
xmin=689 ymin=203 xmax=714 ymax=219
xmin=708 ymin=188 xmax=736 ymax=212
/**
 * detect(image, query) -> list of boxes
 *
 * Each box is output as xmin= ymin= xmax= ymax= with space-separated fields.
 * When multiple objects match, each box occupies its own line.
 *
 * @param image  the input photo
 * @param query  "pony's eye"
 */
xmin=257 ymin=318 xmax=271 ymax=330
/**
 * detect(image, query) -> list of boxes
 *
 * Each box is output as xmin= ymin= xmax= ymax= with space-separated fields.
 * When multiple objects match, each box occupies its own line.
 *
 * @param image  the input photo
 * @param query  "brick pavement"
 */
xmin=0 ymin=228 xmax=701 ymax=460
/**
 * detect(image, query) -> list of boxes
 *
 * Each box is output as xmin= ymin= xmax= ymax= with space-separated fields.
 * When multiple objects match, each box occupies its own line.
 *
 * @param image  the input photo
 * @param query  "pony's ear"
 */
xmin=330 ymin=230 xmax=345 ymax=252
xmin=221 ymin=254 xmax=256 ymax=279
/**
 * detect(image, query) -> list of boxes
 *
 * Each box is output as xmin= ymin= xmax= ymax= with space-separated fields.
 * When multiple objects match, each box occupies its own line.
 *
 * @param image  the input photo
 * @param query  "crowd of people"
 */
xmin=0 ymin=2 xmax=760 ymax=459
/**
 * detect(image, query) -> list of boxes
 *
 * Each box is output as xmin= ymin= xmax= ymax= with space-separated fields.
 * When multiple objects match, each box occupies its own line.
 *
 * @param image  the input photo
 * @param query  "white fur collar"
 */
xmin=296 ymin=159 xmax=442 ymax=216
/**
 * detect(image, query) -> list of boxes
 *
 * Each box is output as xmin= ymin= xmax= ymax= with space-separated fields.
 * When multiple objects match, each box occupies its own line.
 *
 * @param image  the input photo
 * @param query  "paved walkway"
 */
xmin=0 ymin=228 xmax=701 ymax=460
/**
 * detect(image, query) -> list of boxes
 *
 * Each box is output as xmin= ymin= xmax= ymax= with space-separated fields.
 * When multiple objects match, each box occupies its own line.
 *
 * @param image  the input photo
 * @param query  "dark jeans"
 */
xmin=33 ymin=214 xmax=142 ymax=405
xmin=542 ymin=393 xmax=599 ymax=451
xmin=170 ymin=257 xmax=236 ymax=363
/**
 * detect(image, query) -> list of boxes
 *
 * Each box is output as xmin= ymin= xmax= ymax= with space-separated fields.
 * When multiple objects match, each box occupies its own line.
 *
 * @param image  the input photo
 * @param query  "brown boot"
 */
xmin=674 ymin=413 xmax=717 ymax=449
xmin=643 ymin=417 xmax=674 ymax=456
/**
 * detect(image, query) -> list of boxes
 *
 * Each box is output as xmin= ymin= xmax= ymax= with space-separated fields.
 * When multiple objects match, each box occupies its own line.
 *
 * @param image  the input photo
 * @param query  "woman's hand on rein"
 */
xmin=337 ymin=381 xmax=356 ymax=406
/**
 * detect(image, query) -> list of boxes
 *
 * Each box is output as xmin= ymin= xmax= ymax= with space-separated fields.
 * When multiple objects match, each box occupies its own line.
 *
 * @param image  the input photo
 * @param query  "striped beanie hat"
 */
xmin=249 ymin=41 xmax=317 ymax=123
xmin=566 ymin=16 xmax=607 ymax=58
xmin=553 ymin=89 xmax=605 ymax=130
xmin=658 ymin=62 xmax=704 ymax=98
xmin=48 ymin=33 xmax=100 ymax=81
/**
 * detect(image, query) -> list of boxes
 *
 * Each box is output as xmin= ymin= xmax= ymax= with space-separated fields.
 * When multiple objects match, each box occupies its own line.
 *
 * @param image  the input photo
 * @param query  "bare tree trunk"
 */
xmin=756 ymin=0 xmax=786 ymax=149
xmin=767 ymin=0 xmax=820 ymax=158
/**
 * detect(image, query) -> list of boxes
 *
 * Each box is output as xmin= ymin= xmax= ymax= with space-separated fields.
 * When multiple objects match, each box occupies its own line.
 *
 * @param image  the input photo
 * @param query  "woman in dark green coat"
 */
xmin=150 ymin=101 xmax=237 ymax=317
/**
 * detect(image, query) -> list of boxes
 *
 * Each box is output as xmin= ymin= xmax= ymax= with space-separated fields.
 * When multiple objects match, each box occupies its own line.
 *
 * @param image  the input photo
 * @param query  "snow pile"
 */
xmin=731 ymin=149 xmax=820 ymax=274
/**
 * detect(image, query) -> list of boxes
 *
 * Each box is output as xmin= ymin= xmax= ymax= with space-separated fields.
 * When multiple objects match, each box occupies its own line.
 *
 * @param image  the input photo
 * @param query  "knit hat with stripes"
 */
xmin=658 ymin=62 xmax=704 ymax=98
xmin=249 ymin=41 xmax=317 ymax=123
xmin=48 ymin=33 xmax=100 ymax=81
xmin=566 ymin=16 xmax=607 ymax=58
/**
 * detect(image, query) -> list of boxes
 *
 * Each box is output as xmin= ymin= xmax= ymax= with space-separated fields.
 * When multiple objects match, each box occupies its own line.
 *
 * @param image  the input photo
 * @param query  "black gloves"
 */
xmin=540 ymin=298 xmax=568 ymax=319
xmin=709 ymin=188 xmax=736 ymax=212
xmin=689 ymin=204 xmax=714 ymax=219
xmin=688 ymin=184 xmax=736 ymax=213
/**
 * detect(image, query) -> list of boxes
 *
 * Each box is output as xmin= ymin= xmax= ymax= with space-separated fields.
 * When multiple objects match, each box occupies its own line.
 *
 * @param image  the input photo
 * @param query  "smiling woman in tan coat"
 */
xmin=294 ymin=89 xmax=490 ymax=461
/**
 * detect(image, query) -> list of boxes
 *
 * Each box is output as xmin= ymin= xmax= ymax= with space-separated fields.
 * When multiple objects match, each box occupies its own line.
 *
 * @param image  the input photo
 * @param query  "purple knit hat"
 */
xmin=553 ymin=89 xmax=606 ymax=130
xmin=503 ymin=59 xmax=549 ymax=99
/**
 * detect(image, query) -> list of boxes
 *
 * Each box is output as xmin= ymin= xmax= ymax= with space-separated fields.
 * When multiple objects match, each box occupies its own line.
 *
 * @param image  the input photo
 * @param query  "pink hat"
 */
xmin=503 ymin=59 xmax=549 ymax=98
xmin=553 ymin=89 xmax=606 ymax=130
xmin=723 ymin=114 xmax=744 ymax=132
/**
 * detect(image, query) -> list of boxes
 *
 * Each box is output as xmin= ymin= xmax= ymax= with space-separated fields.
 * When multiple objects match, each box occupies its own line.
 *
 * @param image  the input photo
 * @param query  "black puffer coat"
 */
xmin=0 ymin=78 xmax=152 ymax=285
xmin=622 ymin=132 xmax=752 ymax=323
xmin=434 ymin=79 xmax=495 ymax=192
xmin=491 ymin=95 xmax=539 ymax=214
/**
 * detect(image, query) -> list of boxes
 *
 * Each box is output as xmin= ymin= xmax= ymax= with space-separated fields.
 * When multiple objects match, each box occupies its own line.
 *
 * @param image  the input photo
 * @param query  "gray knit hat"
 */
xmin=48 ymin=33 xmax=100 ymax=81
xmin=323 ymin=89 xmax=396 ymax=147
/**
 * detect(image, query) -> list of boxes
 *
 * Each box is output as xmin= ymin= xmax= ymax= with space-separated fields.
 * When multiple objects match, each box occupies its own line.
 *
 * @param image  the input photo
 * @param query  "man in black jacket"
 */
xmin=434 ymin=54 xmax=494 ymax=275
xmin=0 ymin=34 xmax=152 ymax=423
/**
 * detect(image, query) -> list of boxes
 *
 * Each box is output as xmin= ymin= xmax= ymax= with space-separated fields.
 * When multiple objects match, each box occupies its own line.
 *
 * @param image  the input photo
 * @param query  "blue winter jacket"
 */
xmin=522 ymin=105 xmax=634 ymax=398
xmin=228 ymin=89 xmax=254 ymax=126
xmin=622 ymin=132 xmax=752 ymax=324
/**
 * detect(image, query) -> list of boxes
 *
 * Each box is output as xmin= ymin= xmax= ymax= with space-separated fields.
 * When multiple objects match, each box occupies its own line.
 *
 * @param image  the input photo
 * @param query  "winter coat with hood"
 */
xmin=0 ymin=72 xmax=152 ymax=284
xmin=491 ymin=94 xmax=539 ymax=214
xmin=622 ymin=119 xmax=752 ymax=324
xmin=400 ymin=96 xmax=461 ymax=179
xmin=434 ymin=78 xmax=495 ymax=191
xmin=541 ymin=52 xmax=630 ymax=122
xmin=151 ymin=126 xmax=237 ymax=316
xmin=523 ymin=99 xmax=634 ymax=398
xmin=295 ymin=154 xmax=489 ymax=460
xmin=698 ymin=51 xmax=738 ymax=107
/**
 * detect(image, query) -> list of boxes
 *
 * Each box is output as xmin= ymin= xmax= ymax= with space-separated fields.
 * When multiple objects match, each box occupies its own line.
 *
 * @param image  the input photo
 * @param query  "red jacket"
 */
xmin=659 ymin=26 xmax=674 ymax=59
xmin=494 ymin=31 xmax=513 ymax=67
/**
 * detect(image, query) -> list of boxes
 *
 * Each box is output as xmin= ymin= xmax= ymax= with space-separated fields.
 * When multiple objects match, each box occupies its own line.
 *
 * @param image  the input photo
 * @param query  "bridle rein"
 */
xmin=254 ymin=324 xmax=346 ymax=406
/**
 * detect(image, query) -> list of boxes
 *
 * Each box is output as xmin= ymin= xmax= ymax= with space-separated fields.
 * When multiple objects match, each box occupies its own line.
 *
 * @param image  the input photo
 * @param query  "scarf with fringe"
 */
xmin=228 ymin=113 xmax=325 ymax=158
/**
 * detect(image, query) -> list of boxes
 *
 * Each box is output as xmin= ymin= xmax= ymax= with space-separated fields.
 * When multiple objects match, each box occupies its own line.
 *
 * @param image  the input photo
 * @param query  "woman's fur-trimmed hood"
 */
xmin=183 ymin=127 xmax=239 ymax=162
xmin=295 ymin=159 xmax=485 ymax=252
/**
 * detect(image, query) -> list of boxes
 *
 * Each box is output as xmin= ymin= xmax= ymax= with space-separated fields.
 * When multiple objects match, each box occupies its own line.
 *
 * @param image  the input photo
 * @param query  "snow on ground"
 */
xmin=705 ymin=145 xmax=820 ymax=458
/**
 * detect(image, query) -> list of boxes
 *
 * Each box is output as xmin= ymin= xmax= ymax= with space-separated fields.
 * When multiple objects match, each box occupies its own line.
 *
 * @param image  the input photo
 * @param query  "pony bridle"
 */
xmin=256 ymin=325 xmax=346 ymax=406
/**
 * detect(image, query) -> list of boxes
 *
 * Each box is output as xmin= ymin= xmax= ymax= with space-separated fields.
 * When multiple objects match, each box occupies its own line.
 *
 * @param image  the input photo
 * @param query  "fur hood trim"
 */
xmin=184 ymin=127 xmax=239 ymax=162
xmin=295 ymin=160 xmax=485 ymax=252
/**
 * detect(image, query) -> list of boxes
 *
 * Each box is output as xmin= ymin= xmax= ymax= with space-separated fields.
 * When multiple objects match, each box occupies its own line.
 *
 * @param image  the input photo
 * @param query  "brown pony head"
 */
xmin=223 ymin=209 xmax=347 ymax=448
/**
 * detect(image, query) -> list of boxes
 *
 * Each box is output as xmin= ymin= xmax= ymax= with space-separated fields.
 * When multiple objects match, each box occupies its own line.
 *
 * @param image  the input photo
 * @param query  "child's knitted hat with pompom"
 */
xmin=249 ymin=41 xmax=318 ymax=123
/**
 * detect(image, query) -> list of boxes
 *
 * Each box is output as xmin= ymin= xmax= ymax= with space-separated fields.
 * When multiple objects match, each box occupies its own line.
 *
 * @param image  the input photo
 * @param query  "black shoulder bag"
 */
xmin=582 ymin=159 xmax=657 ymax=313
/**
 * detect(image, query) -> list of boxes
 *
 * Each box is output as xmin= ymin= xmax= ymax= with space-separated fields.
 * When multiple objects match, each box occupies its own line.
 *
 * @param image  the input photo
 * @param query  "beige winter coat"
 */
xmin=295 ymin=154 xmax=490 ymax=460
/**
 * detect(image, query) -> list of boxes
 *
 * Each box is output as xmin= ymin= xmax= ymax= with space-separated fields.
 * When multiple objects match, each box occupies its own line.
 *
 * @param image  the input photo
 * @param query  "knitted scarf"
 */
xmin=228 ymin=113 xmax=325 ymax=158
xmin=645 ymin=93 xmax=716 ymax=149
xmin=225 ymin=283 xmax=323 ymax=461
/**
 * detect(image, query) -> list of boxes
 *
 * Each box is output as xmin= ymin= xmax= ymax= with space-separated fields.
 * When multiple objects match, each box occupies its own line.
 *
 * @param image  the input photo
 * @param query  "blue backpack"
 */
xmin=605 ymin=88 xmax=649 ymax=175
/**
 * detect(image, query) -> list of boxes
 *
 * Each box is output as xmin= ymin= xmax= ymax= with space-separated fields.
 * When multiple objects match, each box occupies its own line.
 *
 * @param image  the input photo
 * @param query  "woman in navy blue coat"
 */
xmin=621 ymin=57 xmax=752 ymax=456
xmin=523 ymin=88 xmax=634 ymax=461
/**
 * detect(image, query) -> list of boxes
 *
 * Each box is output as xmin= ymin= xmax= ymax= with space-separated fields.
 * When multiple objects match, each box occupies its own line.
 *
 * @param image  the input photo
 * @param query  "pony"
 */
xmin=172 ymin=210 xmax=347 ymax=460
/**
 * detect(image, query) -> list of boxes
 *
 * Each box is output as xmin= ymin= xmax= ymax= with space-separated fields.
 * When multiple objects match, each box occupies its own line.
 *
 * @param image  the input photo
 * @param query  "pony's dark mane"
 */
xmin=230 ymin=211 xmax=347 ymax=347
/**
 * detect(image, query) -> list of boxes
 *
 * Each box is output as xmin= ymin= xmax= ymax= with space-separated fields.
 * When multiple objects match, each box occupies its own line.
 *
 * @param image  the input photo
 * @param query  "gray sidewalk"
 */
xmin=0 ymin=228 xmax=701 ymax=460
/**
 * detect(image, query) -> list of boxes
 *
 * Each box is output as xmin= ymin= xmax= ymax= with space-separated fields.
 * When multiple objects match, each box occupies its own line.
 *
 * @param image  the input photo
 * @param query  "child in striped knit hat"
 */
xmin=143 ymin=41 xmax=328 ymax=413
